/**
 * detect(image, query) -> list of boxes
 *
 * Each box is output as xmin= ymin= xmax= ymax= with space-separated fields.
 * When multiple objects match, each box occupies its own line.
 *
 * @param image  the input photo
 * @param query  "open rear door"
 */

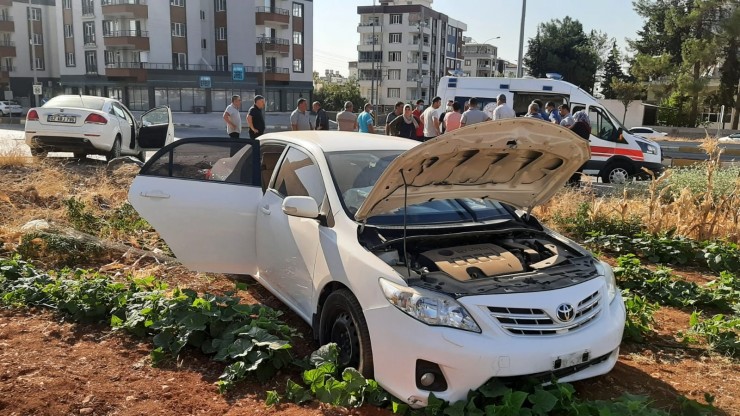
xmin=137 ymin=106 xmax=174 ymax=150
xmin=128 ymin=138 xmax=262 ymax=275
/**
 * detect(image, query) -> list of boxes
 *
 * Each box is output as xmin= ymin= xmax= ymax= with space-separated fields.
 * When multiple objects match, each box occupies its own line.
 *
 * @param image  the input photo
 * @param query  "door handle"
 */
xmin=140 ymin=190 xmax=170 ymax=199
xmin=260 ymin=205 xmax=271 ymax=215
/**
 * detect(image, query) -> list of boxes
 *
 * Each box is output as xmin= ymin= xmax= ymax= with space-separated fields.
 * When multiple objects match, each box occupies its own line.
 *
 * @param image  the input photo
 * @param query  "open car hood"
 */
xmin=354 ymin=118 xmax=591 ymax=222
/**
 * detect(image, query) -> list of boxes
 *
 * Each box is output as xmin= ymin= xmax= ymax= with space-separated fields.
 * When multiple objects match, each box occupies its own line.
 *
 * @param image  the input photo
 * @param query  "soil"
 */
xmin=1 ymin=158 xmax=738 ymax=415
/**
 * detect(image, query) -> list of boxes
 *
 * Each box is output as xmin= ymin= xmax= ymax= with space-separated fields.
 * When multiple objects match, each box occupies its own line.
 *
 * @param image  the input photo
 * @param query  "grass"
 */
xmin=0 ymin=143 xmax=32 ymax=168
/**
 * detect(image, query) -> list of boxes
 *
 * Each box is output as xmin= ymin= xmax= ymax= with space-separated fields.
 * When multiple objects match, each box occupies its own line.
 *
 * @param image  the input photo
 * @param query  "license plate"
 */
xmin=553 ymin=350 xmax=590 ymax=370
xmin=48 ymin=114 xmax=76 ymax=123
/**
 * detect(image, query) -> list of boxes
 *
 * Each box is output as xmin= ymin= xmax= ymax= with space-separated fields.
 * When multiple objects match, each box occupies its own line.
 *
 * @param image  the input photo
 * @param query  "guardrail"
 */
xmin=255 ymin=6 xmax=289 ymax=15
xmin=101 ymin=0 xmax=147 ymax=5
xmin=103 ymin=30 xmax=148 ymax=37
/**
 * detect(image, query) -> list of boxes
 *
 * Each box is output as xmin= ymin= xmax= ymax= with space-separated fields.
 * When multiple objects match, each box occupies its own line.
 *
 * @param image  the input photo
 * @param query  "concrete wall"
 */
xmin=598 ymin=99 xmax=645 ymax=128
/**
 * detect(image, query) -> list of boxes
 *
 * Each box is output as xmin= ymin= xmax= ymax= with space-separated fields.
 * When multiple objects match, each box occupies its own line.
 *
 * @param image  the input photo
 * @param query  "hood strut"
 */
xmin=400 ymin=168 xmax=411 ymax=279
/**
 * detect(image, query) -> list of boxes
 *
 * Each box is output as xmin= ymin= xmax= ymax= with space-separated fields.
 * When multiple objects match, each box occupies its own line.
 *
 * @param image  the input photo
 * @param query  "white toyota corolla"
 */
xmin=128 ymin=118 xmax=625 ymax=406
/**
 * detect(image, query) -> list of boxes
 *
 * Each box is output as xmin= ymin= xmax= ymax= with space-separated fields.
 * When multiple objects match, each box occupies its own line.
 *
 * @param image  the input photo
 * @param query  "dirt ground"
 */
xmin=0 ymin=158 xmax=738 ymax=415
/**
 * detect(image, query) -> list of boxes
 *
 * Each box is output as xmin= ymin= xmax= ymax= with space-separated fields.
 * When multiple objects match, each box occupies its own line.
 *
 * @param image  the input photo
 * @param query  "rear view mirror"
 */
xmin=282 ymin=196 xmax=319 ymax=219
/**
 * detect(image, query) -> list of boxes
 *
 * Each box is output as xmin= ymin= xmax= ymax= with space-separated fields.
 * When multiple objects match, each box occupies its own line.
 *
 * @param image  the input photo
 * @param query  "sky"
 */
xmin=313 ymin=0 xmax=645 ymax=77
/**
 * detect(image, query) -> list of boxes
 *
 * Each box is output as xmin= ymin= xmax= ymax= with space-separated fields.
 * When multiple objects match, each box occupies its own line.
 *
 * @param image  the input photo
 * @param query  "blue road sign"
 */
xmin=199 ymin=76 xmax=212 ymax=88
xmin=232 ymin=63 xmax=245 ymax=81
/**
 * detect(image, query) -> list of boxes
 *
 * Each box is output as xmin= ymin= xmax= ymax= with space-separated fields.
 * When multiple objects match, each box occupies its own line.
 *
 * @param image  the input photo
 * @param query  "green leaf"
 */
xmin=309 ymin=343 xmax=339 ymax=369
xmin=341 ymin=367 xmax=367 ymax=393
xmin=426 ymin=392 xmax=445 ymax=415
xmin=529 ymin=388 xmax=558 ymax=415
xmin=443 ymin=401 xmax=466 ymax=416
xmin=227 ymin=338 xmax=255 ymax=359
xmin=285 ymin=379 xmax=313 ymax=404
xmin=110 ymin=315 xmax=123 ymax=327
xmin=265 ymin=390 xmax=281 ymax=406
xmin=478 ymin=379 xmax=510 ymax=399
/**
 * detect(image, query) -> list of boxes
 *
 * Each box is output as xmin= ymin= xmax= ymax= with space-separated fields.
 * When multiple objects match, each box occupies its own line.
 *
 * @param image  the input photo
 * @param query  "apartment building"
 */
xmin=0 ymin=0 xmax=313 ymax=112
xmin=356 ymin=0 xmax=466 ymax=110
xmin=461 ymin=43 xmax=497 ymax=77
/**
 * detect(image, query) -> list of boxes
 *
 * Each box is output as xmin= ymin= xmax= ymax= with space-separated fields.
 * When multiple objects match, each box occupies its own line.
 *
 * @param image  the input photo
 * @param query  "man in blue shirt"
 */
xmin=357 ymin=103 xmax=375 ymax=133
xmin=546 ymin=101 xmax=562 ymax=124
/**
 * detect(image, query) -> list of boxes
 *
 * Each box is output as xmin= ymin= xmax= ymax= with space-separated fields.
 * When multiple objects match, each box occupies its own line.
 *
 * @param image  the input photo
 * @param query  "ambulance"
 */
xmin=437 ymin=76 xmax=663 ymax=183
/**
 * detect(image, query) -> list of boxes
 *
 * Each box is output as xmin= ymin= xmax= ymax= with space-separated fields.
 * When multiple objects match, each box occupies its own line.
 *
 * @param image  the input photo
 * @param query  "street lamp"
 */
xmin=517 ymin=0 xmax=527 ymax=78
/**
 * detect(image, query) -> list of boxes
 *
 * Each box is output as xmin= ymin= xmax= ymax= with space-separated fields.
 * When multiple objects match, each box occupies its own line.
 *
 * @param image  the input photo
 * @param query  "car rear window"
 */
xmin=43 ymin=96 xmax=106 ymax=111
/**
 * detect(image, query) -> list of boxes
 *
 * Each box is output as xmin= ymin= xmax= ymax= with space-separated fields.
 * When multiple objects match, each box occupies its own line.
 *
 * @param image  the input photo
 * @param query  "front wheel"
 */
xmin=106 ymin=136 xmax=122 ymax=162
xmin=601 ymin=161 xmax=632 ymax=184
xmin=318 ymin=289 xmax=374 ymax=379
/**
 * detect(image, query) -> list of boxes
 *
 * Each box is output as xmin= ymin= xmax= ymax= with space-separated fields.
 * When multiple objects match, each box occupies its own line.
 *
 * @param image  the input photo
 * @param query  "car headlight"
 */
xmin=595 ymin=260 xmax=618 ymax=303
xmin=636 ymin=140 xmax=658 ymax=155
xmin=379 ymin=278 xmax=481 ymax=333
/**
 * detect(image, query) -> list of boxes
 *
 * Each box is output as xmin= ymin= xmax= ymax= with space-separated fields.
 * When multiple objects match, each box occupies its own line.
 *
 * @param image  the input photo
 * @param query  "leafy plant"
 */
xmin=687 ymin=312 xmax=740 ymax=358
xmin=622 ymin=290 xmax=659 ymax=342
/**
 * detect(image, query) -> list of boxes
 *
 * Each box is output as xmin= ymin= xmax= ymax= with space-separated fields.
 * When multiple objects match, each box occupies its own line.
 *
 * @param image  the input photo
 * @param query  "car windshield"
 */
xmin=325 ymin=150 xmax=516 ymax=226
xmin=43 ymin=96 xmax=106 ymax=111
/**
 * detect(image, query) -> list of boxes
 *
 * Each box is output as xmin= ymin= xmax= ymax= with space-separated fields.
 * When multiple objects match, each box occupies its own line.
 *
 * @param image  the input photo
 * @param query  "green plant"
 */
xmin=16 ymin=232 xmax=107 ymax=268
xmin=64 ymin=197 xmax=103 ymax=235
xmin=622 ymin=290 xmax=659 ymax=342
xmin=688 ymin=312 xmax=740 ymax=358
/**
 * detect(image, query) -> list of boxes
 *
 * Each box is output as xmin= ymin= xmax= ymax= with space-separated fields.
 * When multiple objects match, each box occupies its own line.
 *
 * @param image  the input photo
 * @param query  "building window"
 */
xmin=390 ymin=14 xmax=401 ymax=24
xmin=293 ymin=58 xmax=303 ymax=72
xmin=215 ymin=0 xmax=226 ymax=12
xmin=28 ymin=7 xmax=41 ymax=21
xmin=389 ymin=33 xmax=401 ymax=44
xmin=170 ymin=0 xmax=185 ymax=6
xmin=216 ymin=55 xmax=227 ymax=71
xmin=33 ymin=57 xmax=44 ymax=70
xmin=171 ymin=22 xmax=186 ymax=37
xmin=64 ymin=24 xmax=73 ymax=38
xmin=387 ymin=88 xmax=400 ymax=98
xmin=388 ymin=51 xmax=401 ymax=62
xmin=387 ymin=69 xmax=401 ymax=80
xmin=63 ymin=0 xmax=72 ymax=9
xmin=31 ymin=33 xmax=43 ymax=45
xmin=102 ymin=20 xmax=114 ymax=36
xmin=83 ymin=22 xmax=95 ymax=44
xmin=293 ymin=31 xmax=303 ymax=45
xmin=292 ymin=2 xmax=303 ymax=17
xmin=65 ymin=53 xmax=75 ymax=67
xmin=464 ymin=59 xmax=471 ymax=66
xmin=85 ymin=51 xmax=96 ymax=73
xmin=173 ymin=52 xmax=187 ymax=69
xmin=104 ymin=50 xmax=115 ymax=65
xmin=201 ymin=38 xmax=207 ymax=48
xmin=200 ymin=10 xmax=205 ymax=19
xmin=81 ymin=0 xmax=93 ymax=15
xmin=216 ymin=27 xmax=226 ymax=40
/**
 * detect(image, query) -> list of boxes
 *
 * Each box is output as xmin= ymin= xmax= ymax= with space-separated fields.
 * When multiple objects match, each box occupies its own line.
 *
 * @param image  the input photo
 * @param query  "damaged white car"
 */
xmin=128 ymin=118 xmax=625 ymax=406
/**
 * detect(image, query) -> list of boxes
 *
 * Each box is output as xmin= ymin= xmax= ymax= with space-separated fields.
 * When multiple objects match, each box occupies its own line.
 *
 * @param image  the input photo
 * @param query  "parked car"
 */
xmin=628 ymin=127 xmax=668 ymax=140
xmin=0 ymin=100 xmax=23 ymax=116
xmin=718 ymin=133 xmax=740 ymax=143
xmin=24 ymin=95 xmax=173 ymax=160
xmin=128 ymin=119 xmax=625 ymax=407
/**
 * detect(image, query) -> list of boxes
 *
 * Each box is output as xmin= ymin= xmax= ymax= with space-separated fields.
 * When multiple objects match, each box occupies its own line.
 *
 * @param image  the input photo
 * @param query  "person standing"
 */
xmin=568 ymin=110 xmax=591 ymax=185
xmin=439 ymin=99 xmax=454 ymax=134
xmin=492 ymin=94 xmax=516 ymax=120
xmin=386 ymin=101 xmax=404 ymax=135
xmin=532 ymin=99 xmax=549 ymax=121
xmin=461 ymin=97 xmax=491 ymax=127
xmin=524 ymin=103 xmax=545 ymax=120
xmin=421 ymin=96 xmax=442 ymax=141
xmin=390 ymin=104 xmax=421 ymax=140
xmin=558 ymin=103 xmax=575 ymax=127
xmin=312 ymin=101 xmax=330 ymax=130
xmin=246 ymin=95 xmax=265 ymax=139
xmin=336 ymin=101 xmax=358 ymax=131
xmin=443 ymin=102 xmax=463 ymax=132
xmin=223 ymin=95 xmax=242 ymax=138
xmin=412 ymin=99 xmax=425 ymax=139
xmin=357 ymin=103 xmax=376 ymax=134
xmin=546 ymin=101 xmax=562 ymax=124
xmin=290 ymin=98 xmax=312 ymax=131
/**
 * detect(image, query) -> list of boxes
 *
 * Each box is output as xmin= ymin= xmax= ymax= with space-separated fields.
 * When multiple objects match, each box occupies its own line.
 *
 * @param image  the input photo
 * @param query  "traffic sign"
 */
xmin=32 ymin=84 xmax=42 ymax=95
xmin=199 ymin=76 xmax=212 ymax=89
xmin=232 ymin=63 xmax=245 ymax=81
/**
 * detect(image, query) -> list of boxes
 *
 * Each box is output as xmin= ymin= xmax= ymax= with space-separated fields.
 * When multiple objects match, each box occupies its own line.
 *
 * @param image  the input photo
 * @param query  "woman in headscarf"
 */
xmin=388 ymin=104 xmax=422 ymax=141
xmin=568 ymin=110 xmax=591 ymax=185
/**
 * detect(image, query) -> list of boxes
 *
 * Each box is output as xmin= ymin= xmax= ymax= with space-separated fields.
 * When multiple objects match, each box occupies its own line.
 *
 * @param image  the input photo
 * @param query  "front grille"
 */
xmin=488 ymin=290 xmax=602 ymax=336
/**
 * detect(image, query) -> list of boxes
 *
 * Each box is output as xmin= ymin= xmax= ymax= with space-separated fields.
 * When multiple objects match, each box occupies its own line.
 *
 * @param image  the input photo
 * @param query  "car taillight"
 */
xmin=84 ymin=113 xmax=107 ymax=125
xmin=26 ymin=109 xmax=39 ymax=121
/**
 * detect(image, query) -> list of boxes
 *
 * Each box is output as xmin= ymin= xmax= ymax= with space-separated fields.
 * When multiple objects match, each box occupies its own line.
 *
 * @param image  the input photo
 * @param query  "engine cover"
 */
xmin=418 ymin=243 xmax=524 ymax=281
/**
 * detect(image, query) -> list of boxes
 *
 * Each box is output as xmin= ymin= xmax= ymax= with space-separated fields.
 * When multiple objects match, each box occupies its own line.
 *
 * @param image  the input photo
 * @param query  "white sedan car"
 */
xmin=718 ymin=133 xmax=740 ymax=143
xmin=0 ymin=100 xmax=23 ymax=116
xmin=628 ymin=127 xmax=668 ymax=140
xmin=25 ymin=95 xmax=174 ymax=160
xmin=128 ymin=119 xmax=625 ymax=407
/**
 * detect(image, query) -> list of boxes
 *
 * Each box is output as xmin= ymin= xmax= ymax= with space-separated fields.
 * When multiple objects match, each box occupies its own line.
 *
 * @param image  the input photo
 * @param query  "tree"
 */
xmin=312 ymin=77 xmax=366 ymax=112
xmin=717 ymin=6 xmax=740 ymax=129
xmin=601 ymin=41 xmax=625 ymax=99
xmin=611 ymin=78 xmax=644 ymax=124
xmin=523 ymin=17 xmax=601 ymax=92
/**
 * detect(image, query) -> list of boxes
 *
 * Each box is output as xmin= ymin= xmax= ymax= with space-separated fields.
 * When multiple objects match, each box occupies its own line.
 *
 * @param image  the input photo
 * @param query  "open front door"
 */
xmin=137 ymin=106 xmax=174 ymax=150
xmin=128 ymin=138 xmax=262 ymax=275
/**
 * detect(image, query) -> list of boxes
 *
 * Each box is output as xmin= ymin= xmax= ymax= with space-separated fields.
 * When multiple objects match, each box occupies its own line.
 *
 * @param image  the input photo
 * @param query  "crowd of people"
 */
xmin=223 ymin=94 xmax=592 ymax=147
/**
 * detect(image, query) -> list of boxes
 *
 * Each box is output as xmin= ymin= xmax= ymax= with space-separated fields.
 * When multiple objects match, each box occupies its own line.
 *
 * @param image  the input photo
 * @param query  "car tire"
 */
xmin=601 ymin=160 xmax=632 ymax=184
xmin=30 ymin=147 xmax=47 ymax=158
xmin=106 ymin=136 xmax=122 ymax=162
xmin=318 ymin=289 xmax=374 ymax=379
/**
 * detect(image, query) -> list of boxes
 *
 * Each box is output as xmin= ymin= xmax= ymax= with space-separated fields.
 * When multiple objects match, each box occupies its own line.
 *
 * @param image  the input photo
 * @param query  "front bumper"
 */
xmin=365 ymin=281 xmax=625 ymax=407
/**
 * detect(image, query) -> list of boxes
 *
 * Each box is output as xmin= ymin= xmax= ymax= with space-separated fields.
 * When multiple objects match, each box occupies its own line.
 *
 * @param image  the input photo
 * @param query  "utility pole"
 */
xmin=516 ymin=0 xmax=526 ymax=78
xmin=416 ymin=7 xmax=424 ymax=100
xmin=29 ymin=0 xmax=39 ymax=106
xmin=370 ymin=0 xmax=376 ymax=106
xmin=261 ymin=36 xmax=267 ymax=112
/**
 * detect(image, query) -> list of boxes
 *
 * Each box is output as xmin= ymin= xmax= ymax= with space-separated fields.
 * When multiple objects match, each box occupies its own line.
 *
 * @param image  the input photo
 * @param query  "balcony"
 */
xmin=0 ymin=0 xmax=11 ymax=6
xmin=256 ymin=37 xmax=289 ymax=55
xmin=255 ymin=6 xmax=289 ymax=26
xmin=0 ymin=16 xmax=13 ymax=32
xmin=0 ymin=40 xmax=15 ymax=57
xmin=357 ymin=22 xmax=380 ymax=33
xmin=103 ymin=30 xmax=149 ymax=49
xmin=105 ymin=62 xmax=147 ymax=81
xmin=258 ymin=66 xmax=289 ymax=82
xmin=101 ymin=0 xmax=148 ymax=19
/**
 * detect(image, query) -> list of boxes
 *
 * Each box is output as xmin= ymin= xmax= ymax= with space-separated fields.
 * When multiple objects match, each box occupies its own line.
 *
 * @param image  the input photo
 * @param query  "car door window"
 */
xmin=588 ymin=106 xmax=617 ymax=142
xmin=112 ymin=103 xmax=131 ymax=125
xmin=141 ymin=107 xmax=169 ymax=126
xmin=272 ymin=147 xmax=326 ymax=207
xmin=141 ymin=139 xmax=259 ymax=186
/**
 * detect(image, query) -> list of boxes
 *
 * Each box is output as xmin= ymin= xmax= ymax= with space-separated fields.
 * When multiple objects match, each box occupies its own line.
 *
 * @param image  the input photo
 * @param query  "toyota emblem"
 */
xmin=556 ymin=303 xmax=575 ymax=322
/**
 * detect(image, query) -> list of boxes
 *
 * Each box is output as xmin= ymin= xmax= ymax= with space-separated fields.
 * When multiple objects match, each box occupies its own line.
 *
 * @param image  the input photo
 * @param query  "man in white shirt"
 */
xmin=421 ymin=96 xmax=442 ymax=141
xmin=492 ymin=94 xmax=516 ymax=120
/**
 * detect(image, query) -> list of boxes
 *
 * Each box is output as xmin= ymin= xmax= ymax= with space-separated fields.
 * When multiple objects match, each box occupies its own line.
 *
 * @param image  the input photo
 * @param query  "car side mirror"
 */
xmin=282 ymin=196 xmax=319 ymax=219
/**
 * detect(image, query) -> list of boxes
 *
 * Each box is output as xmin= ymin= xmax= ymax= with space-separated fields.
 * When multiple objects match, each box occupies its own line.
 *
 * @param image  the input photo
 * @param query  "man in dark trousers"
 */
xmin=385 ymin=101 xmax=404 ymax=135
xmin=312 ymin=101 xmax=330 ymax=130
xmin=246 ymin=95 xmax=266 ymax=139
xmin=223 ymin=95 xmax=242 ymax=138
